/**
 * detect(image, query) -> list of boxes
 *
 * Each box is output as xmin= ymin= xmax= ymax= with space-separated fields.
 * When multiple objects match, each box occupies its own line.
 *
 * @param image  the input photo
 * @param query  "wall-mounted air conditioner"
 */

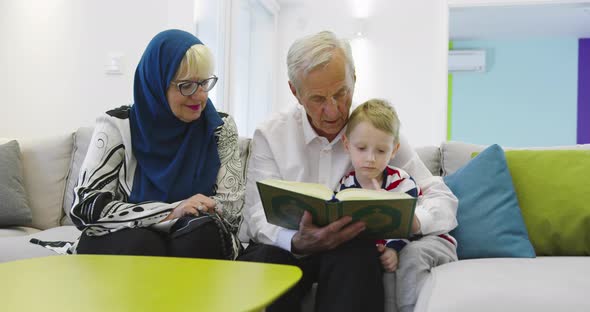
xmin=448 ymin=49 xmax=486 ymax=72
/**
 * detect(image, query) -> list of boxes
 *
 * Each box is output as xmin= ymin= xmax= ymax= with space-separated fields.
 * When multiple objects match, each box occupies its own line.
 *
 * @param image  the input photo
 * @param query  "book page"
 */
xmin=259 ymin=179 xmax=334 ymax=200
xmin=335 ymin=188 xmax=413 ymax=201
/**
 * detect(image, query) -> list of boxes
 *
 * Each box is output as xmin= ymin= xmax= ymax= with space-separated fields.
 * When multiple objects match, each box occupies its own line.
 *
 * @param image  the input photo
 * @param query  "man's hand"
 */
xmin=291 ymin=211 xmax=366 ymax=254
xmin=377 ymin=244 xmax=398 ymax=272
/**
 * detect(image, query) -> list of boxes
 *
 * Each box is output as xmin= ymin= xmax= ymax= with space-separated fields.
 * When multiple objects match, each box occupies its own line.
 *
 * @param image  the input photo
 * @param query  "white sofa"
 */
xmin=1 ymin=128 xmax=589 ymax=312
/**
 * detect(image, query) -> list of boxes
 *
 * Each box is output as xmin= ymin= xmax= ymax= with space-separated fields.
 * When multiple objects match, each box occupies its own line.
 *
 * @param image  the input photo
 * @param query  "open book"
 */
xmin=257 ymin=179 xmax=417 ymax=239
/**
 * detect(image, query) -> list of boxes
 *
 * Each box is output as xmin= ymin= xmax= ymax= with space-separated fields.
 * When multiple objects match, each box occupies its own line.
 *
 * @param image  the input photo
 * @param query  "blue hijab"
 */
xmin=129 ymin=29 xmax=223 ymax=204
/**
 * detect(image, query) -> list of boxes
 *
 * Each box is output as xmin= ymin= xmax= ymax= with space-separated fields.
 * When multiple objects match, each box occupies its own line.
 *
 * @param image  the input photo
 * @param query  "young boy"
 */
xmin=338 ymin=98 xmax=421 ymax=273
xmin=339 ymin=99 xmax=457 ymax=311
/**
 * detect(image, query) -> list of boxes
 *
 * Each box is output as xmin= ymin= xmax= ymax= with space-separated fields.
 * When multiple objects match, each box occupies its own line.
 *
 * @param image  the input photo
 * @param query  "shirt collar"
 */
xmin=352 ymin=168 xmax=388 ymax=189
xmin=300 ymin=106 xmax=346 ymax=146
xmin=300 ymin=107 xmax=317 ymax=145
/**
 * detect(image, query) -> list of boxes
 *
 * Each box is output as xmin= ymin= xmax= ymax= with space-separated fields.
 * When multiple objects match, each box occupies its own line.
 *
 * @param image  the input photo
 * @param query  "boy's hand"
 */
xmin=377 ymin=244 xmax=399 ymax=272
xmin=411 ymin=216 xmax=421 ymax=234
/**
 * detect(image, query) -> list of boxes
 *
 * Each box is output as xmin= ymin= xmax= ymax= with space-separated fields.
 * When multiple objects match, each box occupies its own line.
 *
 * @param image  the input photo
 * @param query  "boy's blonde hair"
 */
xmin=346 ymin=99 xmax=400 ymax=144
xmin=174 ymin=44 xmax=214 ymax=80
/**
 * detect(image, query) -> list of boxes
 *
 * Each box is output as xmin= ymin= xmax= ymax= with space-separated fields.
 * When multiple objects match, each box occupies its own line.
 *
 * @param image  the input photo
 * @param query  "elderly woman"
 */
xmin=61 ymin=29 xmax=244 ymax=259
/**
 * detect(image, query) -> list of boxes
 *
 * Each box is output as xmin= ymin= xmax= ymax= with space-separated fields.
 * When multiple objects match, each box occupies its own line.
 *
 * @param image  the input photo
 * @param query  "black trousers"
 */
xmin=77 ymin=222 xmax=223 ymax=259
xmin=238 ymin=239 xmax=384 ymax=312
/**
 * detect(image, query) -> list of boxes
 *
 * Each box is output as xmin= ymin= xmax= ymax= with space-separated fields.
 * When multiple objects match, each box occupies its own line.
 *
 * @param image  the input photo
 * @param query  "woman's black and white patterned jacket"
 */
xmin=69 ymin=106 xmax=245 ymax=258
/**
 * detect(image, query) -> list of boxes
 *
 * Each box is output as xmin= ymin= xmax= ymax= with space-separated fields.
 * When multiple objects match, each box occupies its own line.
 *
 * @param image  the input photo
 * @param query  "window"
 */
xmin=195 ymin=0 xmax=279 ymax=138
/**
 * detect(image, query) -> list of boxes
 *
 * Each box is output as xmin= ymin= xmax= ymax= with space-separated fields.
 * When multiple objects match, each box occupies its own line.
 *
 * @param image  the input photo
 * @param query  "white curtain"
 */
xmin=195 ymin=0 xmax=278 ymax=138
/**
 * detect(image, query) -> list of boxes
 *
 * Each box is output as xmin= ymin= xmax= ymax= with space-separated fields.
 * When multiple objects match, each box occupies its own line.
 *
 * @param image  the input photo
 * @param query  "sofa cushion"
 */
xmin=238 ymin=137 xmax=252 ymax=180
xmin=504 ymin=150 xmax=590 ymax=256
xmin=444 ymin=144 xmax=535 ymax=259
xmin=0 ymin=226 xmax=81 ymax=263
xmin=441 ymin=141 xmax=590 ymax=176
xmin=0 ymin=134 xmax=73 ymax=230
xmin=416 ymin=257 xmax=590 ymax=312
xmin=440 ymin=141 xmax=486 ymax=176
xmin=0 ymin=226 xmax=40 ymax=238
xmin=0 ymin=141 xmax=32 ymax=226
xmin=415 ymin=146 xmax=441 ymax=176
xmin=61 ymin=127 xmax=94 ymax=225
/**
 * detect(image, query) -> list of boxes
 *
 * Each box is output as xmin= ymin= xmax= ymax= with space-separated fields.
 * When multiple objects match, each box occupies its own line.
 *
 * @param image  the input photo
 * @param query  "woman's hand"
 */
xmin=161 ymin=194 xmax=217 ymax=222
xmin=184 ymin=194 xmax=217 ymax=213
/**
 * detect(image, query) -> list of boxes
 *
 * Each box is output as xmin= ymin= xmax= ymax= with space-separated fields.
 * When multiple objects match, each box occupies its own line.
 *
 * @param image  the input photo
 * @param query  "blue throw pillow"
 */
xmin=444 ymin=144 xmax=535 ymax=259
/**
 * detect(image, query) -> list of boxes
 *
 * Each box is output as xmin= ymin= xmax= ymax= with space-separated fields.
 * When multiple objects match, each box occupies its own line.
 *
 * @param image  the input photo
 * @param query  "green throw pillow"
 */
xmin=504 ymin=150 xmax=590 ymax=256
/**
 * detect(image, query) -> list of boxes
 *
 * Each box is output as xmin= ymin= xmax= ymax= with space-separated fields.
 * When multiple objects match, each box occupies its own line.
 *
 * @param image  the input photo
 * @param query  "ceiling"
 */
xmin=450 ymin=2 xmax=590 ymax=39
xmin=276 ymin=0 xmax=590 ymax=39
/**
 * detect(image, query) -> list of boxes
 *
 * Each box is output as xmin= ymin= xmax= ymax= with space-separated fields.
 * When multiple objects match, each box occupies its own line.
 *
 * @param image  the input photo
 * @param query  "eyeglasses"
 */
xmin=172 ymin=76 xmax=218 ymax=96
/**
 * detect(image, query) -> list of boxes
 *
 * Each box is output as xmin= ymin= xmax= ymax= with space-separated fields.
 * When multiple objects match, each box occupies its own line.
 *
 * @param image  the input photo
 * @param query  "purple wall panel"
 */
xmin=579 ymin=39 xmax=590 ymax=144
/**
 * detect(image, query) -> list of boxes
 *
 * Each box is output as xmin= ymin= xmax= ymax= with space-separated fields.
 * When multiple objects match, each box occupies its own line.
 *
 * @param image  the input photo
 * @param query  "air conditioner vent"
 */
xmin=448 ymin=49 xmax=486 ymax=72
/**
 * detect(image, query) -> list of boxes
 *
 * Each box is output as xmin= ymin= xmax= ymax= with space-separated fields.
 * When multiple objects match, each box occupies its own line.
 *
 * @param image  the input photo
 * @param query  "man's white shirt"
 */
xmin=239 ymin=105 xmax=458 ymax=251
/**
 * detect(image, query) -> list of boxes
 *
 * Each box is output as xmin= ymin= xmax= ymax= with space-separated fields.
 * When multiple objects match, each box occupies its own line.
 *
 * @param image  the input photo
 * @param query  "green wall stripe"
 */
xmin=447 ymin=41 xmax=453 ymax=141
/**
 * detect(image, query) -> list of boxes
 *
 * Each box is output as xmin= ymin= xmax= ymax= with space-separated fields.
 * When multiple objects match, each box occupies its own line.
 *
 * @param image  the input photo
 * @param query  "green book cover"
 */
xmin=257 ymin=179 xmax=417 ymax=239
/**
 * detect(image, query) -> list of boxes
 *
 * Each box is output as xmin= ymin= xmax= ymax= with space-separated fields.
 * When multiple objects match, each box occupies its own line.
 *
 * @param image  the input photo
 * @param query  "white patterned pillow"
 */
xmin=61 ymin=127 xmax=94 ymax=225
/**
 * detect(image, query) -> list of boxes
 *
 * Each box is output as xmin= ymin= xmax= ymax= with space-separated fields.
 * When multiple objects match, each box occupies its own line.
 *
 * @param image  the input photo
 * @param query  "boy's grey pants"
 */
xmin=384 ymin=235 xmax=458 ymax=312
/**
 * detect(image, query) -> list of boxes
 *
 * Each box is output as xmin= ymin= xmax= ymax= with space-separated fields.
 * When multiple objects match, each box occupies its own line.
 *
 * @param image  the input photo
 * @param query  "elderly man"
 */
xmin=238 ymin=31 xmax=458 ymax=312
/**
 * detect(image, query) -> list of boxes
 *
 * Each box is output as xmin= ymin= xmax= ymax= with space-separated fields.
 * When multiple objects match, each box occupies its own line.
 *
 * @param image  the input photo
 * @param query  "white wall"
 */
xmin=275 ymin=0 xmax=449 ymax=147
xmin=0 ymin=0 xmax=194 ymax=138
xmin=0 ymin=0 xmax=449 ymax=146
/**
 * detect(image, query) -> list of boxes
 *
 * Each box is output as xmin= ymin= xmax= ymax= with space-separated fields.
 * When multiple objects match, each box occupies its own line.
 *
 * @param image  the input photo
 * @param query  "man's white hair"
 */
xmin=287 ymin=31 xmax=355 ymax=92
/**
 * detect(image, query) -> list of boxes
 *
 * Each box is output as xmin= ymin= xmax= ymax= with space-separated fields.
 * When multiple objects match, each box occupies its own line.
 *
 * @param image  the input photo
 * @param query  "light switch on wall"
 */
xmin=105 ymin=53 xmax=124 ymax=75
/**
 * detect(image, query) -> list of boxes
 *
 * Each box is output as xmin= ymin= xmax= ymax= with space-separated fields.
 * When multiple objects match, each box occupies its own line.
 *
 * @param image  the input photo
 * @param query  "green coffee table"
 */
xmin=1 ymin=255 xmax=301 ymax=312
